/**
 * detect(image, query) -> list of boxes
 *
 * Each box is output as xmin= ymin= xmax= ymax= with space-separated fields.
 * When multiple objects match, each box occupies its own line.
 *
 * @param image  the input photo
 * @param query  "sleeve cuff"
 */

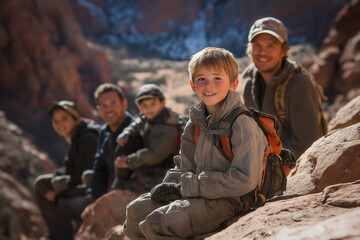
xmin=180 ymin=172 xmax=200 ymax=197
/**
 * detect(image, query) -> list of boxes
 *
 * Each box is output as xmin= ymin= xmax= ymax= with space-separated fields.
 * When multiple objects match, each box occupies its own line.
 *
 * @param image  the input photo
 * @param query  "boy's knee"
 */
xmin=139 ymin=211 xmax=162 ymax=237
xmin=126 ymin=198 xmax=138 ymax=217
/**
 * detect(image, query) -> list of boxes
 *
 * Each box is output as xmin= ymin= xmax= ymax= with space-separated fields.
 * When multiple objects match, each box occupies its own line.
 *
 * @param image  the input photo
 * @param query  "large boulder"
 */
xmin=0 ymin=170 xmax=47 ymax=239
xmin=75 ymin=190 xmax=139 ymax=240
xmin=0 ymin=111 xmax=54 ymax=239
xmin=328 ymin=94 xmax=360 ymax=131
xmin=207 ymin=181 xmax=360 ymax=240
xmin=286 ymin=122 xmax=360 ymax=196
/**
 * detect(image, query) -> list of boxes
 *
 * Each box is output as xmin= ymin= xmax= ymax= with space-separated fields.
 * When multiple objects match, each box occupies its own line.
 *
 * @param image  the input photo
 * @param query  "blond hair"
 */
xmin=188 ymin=47 xmax=239 ymax=85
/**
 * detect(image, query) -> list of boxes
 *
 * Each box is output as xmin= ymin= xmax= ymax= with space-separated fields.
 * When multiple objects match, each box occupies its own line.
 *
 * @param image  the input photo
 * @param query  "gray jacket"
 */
xmin=122 ymin=107 xmax=181 ymax=169
xmin=164 ymin=91 xmax=267 ymax=200
xmin=241 ymin=59 xmax=321 ymax=158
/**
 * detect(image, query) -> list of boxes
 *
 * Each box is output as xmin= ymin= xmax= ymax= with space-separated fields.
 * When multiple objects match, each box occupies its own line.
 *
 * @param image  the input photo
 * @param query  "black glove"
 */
xmin=280 ymin=148 xmax=296 ymax=169
xmin=150 ymin=183 xmax=182 ymax=204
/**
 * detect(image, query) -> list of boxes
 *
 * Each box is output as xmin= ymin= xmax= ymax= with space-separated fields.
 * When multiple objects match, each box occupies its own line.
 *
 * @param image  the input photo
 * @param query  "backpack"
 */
xmin=274 ymin=67 xmax=328 ymax=137
xmin=172 ymin=115 xmax=188 ymax=155
xmin=194 ymin=107 xmax=296 ymax=211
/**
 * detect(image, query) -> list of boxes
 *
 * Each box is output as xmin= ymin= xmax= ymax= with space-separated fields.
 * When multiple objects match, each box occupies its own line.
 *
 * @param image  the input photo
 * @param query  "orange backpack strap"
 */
xmin=194 ymin=125 xmax=200 ymax=144
xmin=218 ymin=135 xmax=232 ymax=161
xmin=193 ymin=107 xmax=250 ymax=162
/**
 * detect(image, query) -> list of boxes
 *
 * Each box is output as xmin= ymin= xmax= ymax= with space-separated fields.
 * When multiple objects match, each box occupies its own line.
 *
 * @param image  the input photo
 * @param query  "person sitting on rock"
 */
xmin=241 ymin=17 xmax=327 ymax=158
xmin=114 ymin=83 xmax=184 ymax=193
xmin=123 ymin=47 xmax=268 ymax=239
xmin=34 ymin=100 xmax=98 ymax=239
xmin=43 ymin=83 xmax=136 ymax=240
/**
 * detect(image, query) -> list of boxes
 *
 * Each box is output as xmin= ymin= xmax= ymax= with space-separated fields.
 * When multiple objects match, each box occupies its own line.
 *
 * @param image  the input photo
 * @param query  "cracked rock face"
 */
xmin=205 ymin=181 xmax=360 ymax=240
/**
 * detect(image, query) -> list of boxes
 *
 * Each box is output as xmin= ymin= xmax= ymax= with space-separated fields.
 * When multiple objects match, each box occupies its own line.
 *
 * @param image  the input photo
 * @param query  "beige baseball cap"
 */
xmin=47 ymin=101 xmax=80 ymax=120
xmin=248 ymin=17 xmax=288 ymax=43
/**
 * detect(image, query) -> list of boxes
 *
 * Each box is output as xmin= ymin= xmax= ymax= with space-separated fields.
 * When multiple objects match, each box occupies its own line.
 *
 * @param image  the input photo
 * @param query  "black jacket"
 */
xmin=54 ymin=120 xmax=98 ymax=198
xmin=89 ymin=112 xmax=135 ymax=199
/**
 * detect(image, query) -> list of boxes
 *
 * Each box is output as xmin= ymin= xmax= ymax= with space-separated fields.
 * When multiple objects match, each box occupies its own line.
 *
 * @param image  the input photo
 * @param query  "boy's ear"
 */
xmin=190 ymin=80 xmax=196 ymax=92
xmin=161 ymin=99 xmax=166 ymax=107
xmin=122 ymin=98 xmax=128 ymax=111
xmin=230 ymin=78 xmax=239 ymax=91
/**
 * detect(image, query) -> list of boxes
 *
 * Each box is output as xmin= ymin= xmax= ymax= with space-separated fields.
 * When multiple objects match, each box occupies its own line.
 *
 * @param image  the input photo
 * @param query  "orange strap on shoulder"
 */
xmin=218 ymin=135 xmax=233 ymax=162
xmin=194 ymin=125 xmax=233 ymax=162
xmin=194 ymin=125 xmax=200 ymax=144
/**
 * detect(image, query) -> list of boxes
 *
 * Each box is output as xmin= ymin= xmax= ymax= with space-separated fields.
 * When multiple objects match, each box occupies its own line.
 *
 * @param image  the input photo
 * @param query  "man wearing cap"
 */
xmin=241 ymin=17 xmax=324 ymax=158
xmin=34 ymin=101 xmax=98 ymax=238
xmin=113 ymin=83 xmax=183 ymax=193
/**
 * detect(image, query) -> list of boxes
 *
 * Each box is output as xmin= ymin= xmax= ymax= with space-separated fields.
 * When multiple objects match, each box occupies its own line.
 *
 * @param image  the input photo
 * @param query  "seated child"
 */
xmin=122 ymin=47 xmax=268 ymax=240
xmin=113 ymin=84 xmax=184 ymax=193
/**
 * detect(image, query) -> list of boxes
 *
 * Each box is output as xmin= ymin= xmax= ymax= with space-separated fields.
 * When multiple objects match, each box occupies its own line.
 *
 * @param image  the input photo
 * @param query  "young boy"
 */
xmin=113 ymin=83 xmax=183 ymax=193
xmin=123 ymin=47 xmax=268 ymax=239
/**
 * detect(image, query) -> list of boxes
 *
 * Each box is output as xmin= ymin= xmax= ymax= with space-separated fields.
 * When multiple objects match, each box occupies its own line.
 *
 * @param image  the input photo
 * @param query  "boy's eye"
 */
xmin=214 ymin=77 xmax=222 ymax=81
xmin=196 ymin=77 xmax=205 ymax=82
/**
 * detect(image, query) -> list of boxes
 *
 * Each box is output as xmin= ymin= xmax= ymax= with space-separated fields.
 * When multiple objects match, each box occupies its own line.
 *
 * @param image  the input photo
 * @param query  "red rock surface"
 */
xmin=76 ymin=190 xmax=140 ymax=240
xmin=286 ymin=122 xmax=360 ymax=196
xmin=0 ymin=111 xmax=55 ymax=238
xmin=207 ymin=181 xmax=360 ymax=240
xmin=310 ymin=0 xmax=360 ymax=95
xmin=0 ymin=0 xmax=111 ymax=161
xmin=328 ymin=95 xmax=360 ymax=131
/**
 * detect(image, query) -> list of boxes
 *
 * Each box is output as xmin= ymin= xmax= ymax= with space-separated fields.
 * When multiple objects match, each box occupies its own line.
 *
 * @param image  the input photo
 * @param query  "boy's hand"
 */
xmin=116 ymin=133 xmax=128 ymax=147
xmin=45 ymin=191 xmax=55 ymax=202
xmin=280 ymin=148 xmax=296 ymax=169
xmin=150 ymin=183 xmax=182 ymax=204
xmin=115 ymin=156 xmax=128 ymax=168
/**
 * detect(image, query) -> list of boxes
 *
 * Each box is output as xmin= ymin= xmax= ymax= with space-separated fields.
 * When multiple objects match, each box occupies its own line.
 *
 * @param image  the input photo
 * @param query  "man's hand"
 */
xmin=116 ymin=133 xmax=128 ymax=147
xmin=150 ymin=183 xmax=182 ymax=204
xmin=115 ymin=156 xmax=128 ymax=168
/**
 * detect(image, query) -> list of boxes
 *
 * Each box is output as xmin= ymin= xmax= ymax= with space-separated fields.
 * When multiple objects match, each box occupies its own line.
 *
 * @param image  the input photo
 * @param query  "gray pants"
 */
xmin=50 ymin=196 xmax=92 ymax=240
xmin=34 ymin=174 xmax=92 ymax=239
xmin=34 ymin=173 xmax=55 ymax=230
xmin=124 ymin=193 xmax=241 ymax=240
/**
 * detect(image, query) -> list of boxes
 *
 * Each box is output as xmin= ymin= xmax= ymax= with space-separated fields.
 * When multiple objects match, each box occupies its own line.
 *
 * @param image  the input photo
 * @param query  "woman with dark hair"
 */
xmin=34 ymin=101 xmax=98 ymax=239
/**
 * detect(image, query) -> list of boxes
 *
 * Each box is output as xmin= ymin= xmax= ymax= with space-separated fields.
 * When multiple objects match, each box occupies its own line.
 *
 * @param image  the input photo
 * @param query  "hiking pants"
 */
xmin=49 ymin=196 xmax=92 ymax=240
xmin=34 ymin=173 xmax=55 ymax=230
xmin=123 ymin=193 xmax=240 ymax=240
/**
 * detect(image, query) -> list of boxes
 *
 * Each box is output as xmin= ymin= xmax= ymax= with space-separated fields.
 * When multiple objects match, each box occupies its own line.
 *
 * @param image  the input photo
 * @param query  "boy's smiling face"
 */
xmin=190 ymin=66 xmax=238 ymax=114
xmin=138 ymin=97 xmax=166 ymax=119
